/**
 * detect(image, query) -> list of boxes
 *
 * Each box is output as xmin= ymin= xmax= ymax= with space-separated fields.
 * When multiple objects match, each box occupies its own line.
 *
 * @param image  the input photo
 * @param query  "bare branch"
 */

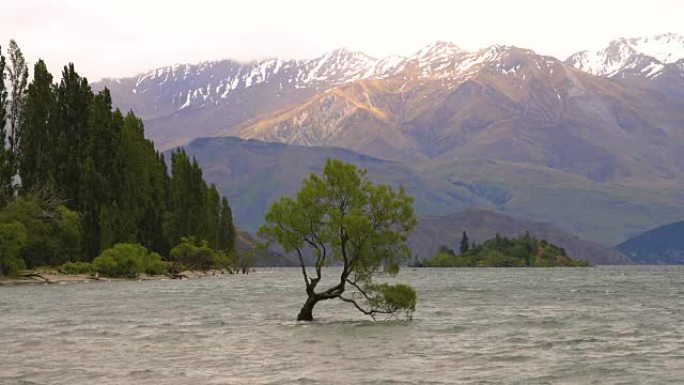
xmin=345 ymin=278 xmax=373 ymax=302
xmin=294 ymin=247 xmax=310 ymax=287
xmin=337 ymin=295 xmax=394 ymax=321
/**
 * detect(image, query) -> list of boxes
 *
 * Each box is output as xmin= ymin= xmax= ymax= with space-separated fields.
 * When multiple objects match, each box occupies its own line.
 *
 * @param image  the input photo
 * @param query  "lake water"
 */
xmin=0 ymin=267 xmax=682 ymax=384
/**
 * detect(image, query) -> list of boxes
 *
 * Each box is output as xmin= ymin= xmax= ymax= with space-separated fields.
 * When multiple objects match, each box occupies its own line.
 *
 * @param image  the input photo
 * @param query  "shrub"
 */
xmin=0 ymin=256 xmax=27 ymax=278
xmin=369 ymin=283 xmax=417 ymax=320
xmin=60 ymin=261 xmax=94 ymax=275
xmin=0 ymin=196 xmax=82 ymax=268
xmin=423 ymin=251 xmax=470 ymax=267
xmin=212 ymin=252 xmax=234 ymax=271
xmin=143 ymin=252 xmax=167 ymax=276
xmin=93 ymin=243 xmax=149 ymax=278
xmin=170 ymin=237 xmax=219 ymax=272
xmin=0 ymin=221 xmax=28 ymax=277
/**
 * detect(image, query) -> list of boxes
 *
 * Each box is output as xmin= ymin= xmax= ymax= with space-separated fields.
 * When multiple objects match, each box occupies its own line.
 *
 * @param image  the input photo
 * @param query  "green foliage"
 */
xmin=165 ymin=151 xmax=235 ymax=253
xmin=169 ymin=237 xmax=229 ymax=272
xmin=423 ymin=251 xmax=471 ymax=267
xmin=218 ymin=197 xmax=235 ymax=252
xmin=93 ymin=243 xmax=166 ymax=278
xmin=211 ymin=252 xmax=235 ymax=271
xmin=368 ymin=283 xmax=417 ymax=320
xmin=143 ymin=252 xmax=167 ymax=276
xmin=60 ymin=261 xmax=93 ymax=275
xmin=0 ymin=40 xmax=29 ymax=206
xmin=18 ymin=60 xmax=56 ymax=193
xmin=0 ymin=39 xmax=237 ymax=264
xmin=424 ymin=233 xmax=589 ymax=267
xmin=0 ymin=220 xmax=28 ymax=277
xmin=0 ymin=195 xmax=82 ymax=268
xmin=0 ymin=45 xmax=9 ymax=208
xmin=259 ymin=159 xmax=417 ymax=320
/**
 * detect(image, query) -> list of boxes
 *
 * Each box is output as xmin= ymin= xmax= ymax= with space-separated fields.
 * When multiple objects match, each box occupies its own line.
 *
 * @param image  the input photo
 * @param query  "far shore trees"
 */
xmin=0 ymin=40 xmax=236 ymax=277
xmin=259 ymin=159 xmax=417 ymax=321
xmin=459 ymin=231 xmax=470 ymax=254
xmin=424 ymin=232 xmax=589 ymax=267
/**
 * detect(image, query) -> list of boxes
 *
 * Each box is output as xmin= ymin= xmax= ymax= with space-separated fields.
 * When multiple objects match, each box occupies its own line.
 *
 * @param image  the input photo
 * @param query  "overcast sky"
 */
xmin=3 ymin=0 xmax=683 ymax=81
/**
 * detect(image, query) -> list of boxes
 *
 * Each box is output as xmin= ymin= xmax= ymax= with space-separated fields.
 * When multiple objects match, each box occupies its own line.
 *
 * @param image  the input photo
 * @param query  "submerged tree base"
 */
xmin=297 ymin=297 xmax=317 ymax=321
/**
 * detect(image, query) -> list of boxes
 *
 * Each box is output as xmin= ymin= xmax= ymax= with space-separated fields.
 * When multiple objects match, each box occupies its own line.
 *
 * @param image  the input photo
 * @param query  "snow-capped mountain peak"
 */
xmin=566 ymin=33 xmax=684 ymax=78
xmin=625 ymin=33 xmax=684 ymax=64
xmin=303 ymin=48 xmax=377 ymax=83
xmin=411 ymin=41 xmax=463 ymax=61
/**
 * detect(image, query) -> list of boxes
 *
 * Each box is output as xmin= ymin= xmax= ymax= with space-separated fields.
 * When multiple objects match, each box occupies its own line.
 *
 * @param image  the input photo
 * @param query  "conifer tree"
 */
xmin=202 ymin=184 xmax=221 ymax=247
xmin=3 ymin=54 xmax=236 ymax=261
xmin=218 ymin=196 xmax=235 ymax=252
xmin=19 ymin=60 xmax=56 ymax=192
xmin=459 ymin=231 xmax=470 ymax=254
xmin=54 ymin=63 xmax=93 ymax=208
xmin=0 ymin=46 xmax=6 ymax=129
xmin=0 ymin=45 xmax=10 ymax=207
xmin=6 ymin=40 xmax=28 ymax=181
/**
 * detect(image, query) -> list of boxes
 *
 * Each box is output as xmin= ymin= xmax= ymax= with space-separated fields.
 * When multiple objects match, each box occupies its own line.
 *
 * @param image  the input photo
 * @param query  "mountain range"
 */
xmin=98 ymin=34 xmax=684 ymax=252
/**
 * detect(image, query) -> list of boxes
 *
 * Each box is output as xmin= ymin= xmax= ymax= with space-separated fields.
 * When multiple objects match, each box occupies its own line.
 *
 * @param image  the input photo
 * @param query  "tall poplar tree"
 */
xmin=218 ymin=196 xmax=235 ymax=252
xmin=2 ymin=51 xmax=236 ymax=262
xmin=6 ymin=40 xmax=28 ymax=185
xmin=54 ymin=63 xmax=92 ymax=207
xmin=19 ymin=60 xmax=56 ymax=192
xmin=0 ymin=45 xmax=10 ymax=207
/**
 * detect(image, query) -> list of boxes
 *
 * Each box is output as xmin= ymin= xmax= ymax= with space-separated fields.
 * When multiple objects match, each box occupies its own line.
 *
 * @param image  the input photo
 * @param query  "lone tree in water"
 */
xmin=259 ymin=159 xmax=417 ymax=321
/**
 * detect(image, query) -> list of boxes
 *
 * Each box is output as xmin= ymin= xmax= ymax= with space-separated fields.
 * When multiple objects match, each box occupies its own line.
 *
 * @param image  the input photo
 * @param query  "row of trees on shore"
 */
xmin=0 ymin=41 xmax=235 ymax=276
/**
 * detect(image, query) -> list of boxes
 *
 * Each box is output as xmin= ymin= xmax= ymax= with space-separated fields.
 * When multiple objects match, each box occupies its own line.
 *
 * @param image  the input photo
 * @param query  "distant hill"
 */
xmin=235 ymin=228 xmax=297 ymax=267
xmin=616 ymin=221 xmax=684 ymax=264
xmin=179 ymin=136 xmax=684 ymax=247
xmin=410 ymin=209 xmax=632 ymax=265
xmin=178 ymin=136 xmax=491 ymax=233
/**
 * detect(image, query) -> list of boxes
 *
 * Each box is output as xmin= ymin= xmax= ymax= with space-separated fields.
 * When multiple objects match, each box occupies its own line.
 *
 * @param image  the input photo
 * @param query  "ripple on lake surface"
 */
xmin=0 ymin=266 xmax=682 ymax=384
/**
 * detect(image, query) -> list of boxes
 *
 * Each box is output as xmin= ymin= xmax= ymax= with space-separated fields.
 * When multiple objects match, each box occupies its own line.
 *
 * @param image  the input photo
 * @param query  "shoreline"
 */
xmin=0 ymin=270 xmax=233 ymax=287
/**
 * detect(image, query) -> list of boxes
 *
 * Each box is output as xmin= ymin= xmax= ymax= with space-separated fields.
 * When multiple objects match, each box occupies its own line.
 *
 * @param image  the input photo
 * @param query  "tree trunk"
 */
xmin=297 ymin=296 xmax=319 ymax=321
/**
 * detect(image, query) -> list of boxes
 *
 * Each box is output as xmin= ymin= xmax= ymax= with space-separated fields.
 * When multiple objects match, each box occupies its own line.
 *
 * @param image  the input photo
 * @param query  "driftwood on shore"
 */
xmin=2 ymin=268 xmax=249 ymax=287
xmin=167 ymin=273 xmax=190 ymax=279
xmin=21 ymin=273 xmax=52 ymax=284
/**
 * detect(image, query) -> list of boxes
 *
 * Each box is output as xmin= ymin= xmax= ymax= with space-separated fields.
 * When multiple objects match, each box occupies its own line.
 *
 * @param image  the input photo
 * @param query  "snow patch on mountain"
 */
xmin=628 ymin=33 xmax=684 ymax=64
xmin=110 ymin=35 xmax=683 ymax=114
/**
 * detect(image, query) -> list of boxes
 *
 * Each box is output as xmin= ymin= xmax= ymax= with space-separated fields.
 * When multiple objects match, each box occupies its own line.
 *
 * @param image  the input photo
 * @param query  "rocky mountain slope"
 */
xmin=235 ymin=228 xmax=297 ymax=267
